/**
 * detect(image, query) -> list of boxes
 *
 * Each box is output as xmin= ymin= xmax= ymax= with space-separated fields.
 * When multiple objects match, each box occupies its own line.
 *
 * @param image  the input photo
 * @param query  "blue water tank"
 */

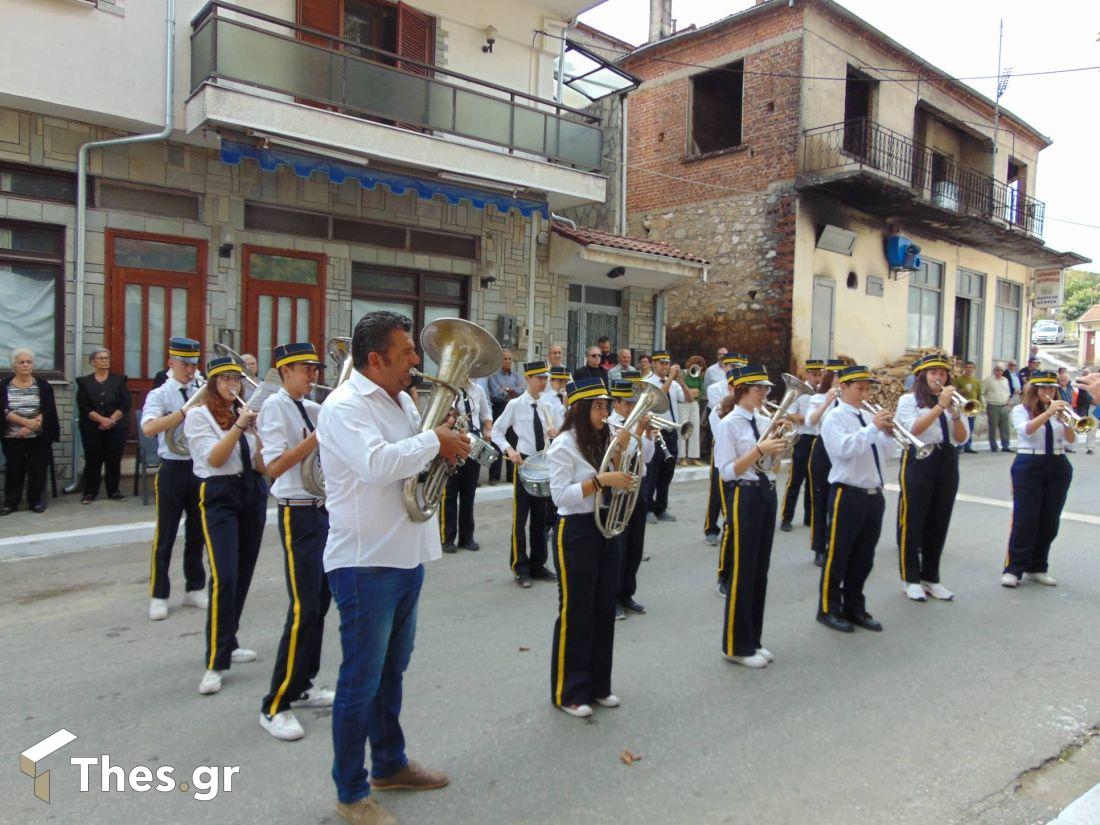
xmin=885 ymin=236 xmax=921 ymax=271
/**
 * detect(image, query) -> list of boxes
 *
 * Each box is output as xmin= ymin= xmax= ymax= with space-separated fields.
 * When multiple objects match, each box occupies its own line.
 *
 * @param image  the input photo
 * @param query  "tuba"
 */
xmin=753 ymin=373 xmax=814 ymax=472
xmin=595 ymin=382 xmax=667 ymax=538
xmin=402 ymin=319 xmax=503 ymax=522
xmin=165 ymin=378 xmax=207 ymax=456
xmin=300 ymin=337 xmax=355 ymax=498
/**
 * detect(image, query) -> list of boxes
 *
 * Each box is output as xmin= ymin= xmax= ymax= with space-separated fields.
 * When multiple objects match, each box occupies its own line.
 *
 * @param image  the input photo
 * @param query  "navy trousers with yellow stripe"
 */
xmin=617 ymin=485 xmax=648 ymax=601
xmin=720 ymin=482 xmax=776 ymax=658
xmin=896 ymin=445 xmax=959 ymax=584
xmin=199 ymin=474 xmax=267 ymax=671
xmin=441 ymin=458 xmax=479 ymax=546
xmin=262 ymin=504 xmax=331 ymax=717
xmin=807 ymin=438 xmax=832 ymax=554
xmin=704 ymin=454 xmax=722 ymax=538
xmin=510 ymin=455 xmax=548 ymax=578
xmin=551 ymin=514 xmax=619 ymax=708
xmin=149 ymin=458 xmax=205 ymax=600
xmin=1004 ymin=454 xmax=1072 ymax=577
xmin=818 ymin=485 xmax=883 ymax=619
xmin=781 ymin=433 xmax=814 ymax=525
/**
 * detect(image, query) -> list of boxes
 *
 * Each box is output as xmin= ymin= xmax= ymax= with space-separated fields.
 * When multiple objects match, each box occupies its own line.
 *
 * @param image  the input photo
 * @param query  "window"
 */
xmin=567 ymin=284 xmax=622 ymax=368
xmin=993 ymin=278 xmax=1022 ymax=362
xmin=95 ymin=181 xmax=201 ymax=221
xmin=906 ymin=259 xmax=942 ymax=349
xmin=0 ymin=221 xmax=64 ymax=374
xmin=0 ymin=162 xmax=78 ymax=203
xmin=843 ymin=67 xmax=876 ymax=157
xmin=690 ymin=61 xmax=743 ymax=156
xmin=344 ymin=0 xmax=398 ymax=61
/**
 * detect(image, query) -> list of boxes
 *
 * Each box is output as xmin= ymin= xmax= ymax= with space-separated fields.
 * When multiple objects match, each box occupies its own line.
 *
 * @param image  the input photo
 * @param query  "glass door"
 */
xmin=243 ymin=246 xmax=326 ymax=372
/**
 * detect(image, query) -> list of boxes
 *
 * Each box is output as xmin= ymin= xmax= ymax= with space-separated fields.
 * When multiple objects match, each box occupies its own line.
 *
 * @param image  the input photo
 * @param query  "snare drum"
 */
xmin=518 ymin=450 xmax=551 ymax=498
xmin=466 ymin=433 xmax=497 ymax=467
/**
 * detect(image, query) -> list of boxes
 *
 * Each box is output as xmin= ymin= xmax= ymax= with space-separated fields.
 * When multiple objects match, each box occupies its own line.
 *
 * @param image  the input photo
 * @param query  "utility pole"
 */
xmin=991 ymin=19 xmax=1012 ymax=170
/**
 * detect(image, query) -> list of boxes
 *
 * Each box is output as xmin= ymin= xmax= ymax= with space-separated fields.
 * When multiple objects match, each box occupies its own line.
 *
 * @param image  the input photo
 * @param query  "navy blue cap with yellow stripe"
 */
xmin=730 ymin=364 xmax=774 ymax=387
xmin=805 ymin=359 xmax=825 ymax=370
xmin=549 ymin=365 xmax=569 ymax=378
xmin=824 ymin=359 xmax=846 ymax=372
xmin=205 ymin=356 xmax=244 ymax=379
xmin=524 ymin=360 xmax=549 ymax=377
xmin=912 ymin=353 xmax=951 ymax=374
xmin=622 ymin=369 xmax=643 ymax=382
xmin=651 ymin=350 xmax=671 ymax=362
xmin=1028 ymin=369 xmax=1058 ymax=386
xmin=168 ymin=336 xmax=201 ymax=363
xmin=722 ymin=353 xmax=748 ymax=367
xmin=273 ymin=342 xmax=324 ymax=369
xmin=611 ymin=379 xmax=635 ymax=399
xmin=566 ymin=377 xmax=611 ymax=405
xmin=838 ymin=365 xmax=880 ymax=384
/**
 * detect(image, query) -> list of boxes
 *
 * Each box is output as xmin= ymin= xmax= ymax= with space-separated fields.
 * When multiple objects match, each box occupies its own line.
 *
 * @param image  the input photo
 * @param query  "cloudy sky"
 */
xmin=579 ymin=0 xmax=1100 ymax=269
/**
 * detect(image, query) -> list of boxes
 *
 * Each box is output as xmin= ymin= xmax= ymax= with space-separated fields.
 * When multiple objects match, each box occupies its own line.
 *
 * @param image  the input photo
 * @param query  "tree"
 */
xmin=1060 ymin=269 xmax=1100 ymax=322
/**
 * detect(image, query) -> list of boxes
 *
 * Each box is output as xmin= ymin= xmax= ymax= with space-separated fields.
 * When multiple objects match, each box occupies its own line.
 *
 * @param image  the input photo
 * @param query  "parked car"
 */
xmin=1031 ymin=320 xmax=1066 ymax=345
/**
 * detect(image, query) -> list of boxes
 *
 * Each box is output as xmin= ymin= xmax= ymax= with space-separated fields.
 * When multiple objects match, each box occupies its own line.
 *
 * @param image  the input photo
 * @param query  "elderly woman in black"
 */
xmin=1 ymin=348 xmax=60 ymax=514
xmin=76 ymin=348 xmax=131 ymax=504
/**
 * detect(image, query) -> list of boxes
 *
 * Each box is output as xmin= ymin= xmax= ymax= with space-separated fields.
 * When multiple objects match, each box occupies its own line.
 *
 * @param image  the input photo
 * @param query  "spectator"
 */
xmin=547 ymin=343 xmax=566 ymax=371
xmin=606 ymin=348 xmax=633 ymax=383
xmin=240 ymin=353 xmax=258 ymax=401
xmin=638 ymin=353 xmax=652 ymax=380
xmin=596 ymin=336 xmax=616 ymax=371
xmin=1019 ymin=357 xmax=1041 ymax=385
xmin=681 ymin=354 xmax=705 ymax=465
xmin=1057 ymin=368 xmax=1076 ymax=452
xmin=487 ymin=349 xmax=525 ymax=483
xmin=1075 ymin=369 xmax=1094 ymax=455
xmin=703 ymin=346 xmax=729 ymax=390
xmin=1 ymin=348 xmax=60 ymax=514
xmin=982 ymin=364 xmax=1012 ymax=453
xmin=953 ymin=361 xmax=982 ymax=454
xmin=1003 ymin=360 xmax=1022 ymax=403
xmin=573 ymin=346 xmax=607 ymax=382
xmin=903 ymin=372 xmax=916 ymax=391
xmin=76 ymin=349 xmax=131 ymax=504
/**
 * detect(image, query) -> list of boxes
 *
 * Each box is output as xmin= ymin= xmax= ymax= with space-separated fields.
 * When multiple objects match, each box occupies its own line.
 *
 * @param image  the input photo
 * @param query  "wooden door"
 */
xmin=242 ymin=246 xmax=326 ymax=371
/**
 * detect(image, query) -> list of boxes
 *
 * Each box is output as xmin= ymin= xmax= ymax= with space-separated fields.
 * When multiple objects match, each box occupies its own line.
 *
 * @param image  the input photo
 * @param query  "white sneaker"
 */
xmin=259 ymin=711 xmax=304 ymax=741
xmin=1000 ymin=573 xmax=1020 ymax=588
xmin=230 ymin=648 xmax=257 ymax=663
xmin=148 ymin=598 xmax=168 ymax=621
xmin=756 ymin=647 xmax=775 ymax=663
xmin=182 ymin=589 xmax=208 ymax=609
xmin=291 ymin=688 xmax=335 ymax=709
xmin=904 ymin=583 xmax=927 ymax=601
xmin=723 ymin=653 xmax=768 ymax=668
xmin=594 ymin=694 xmax=620 ymax=708
xmin=559 ymin=703 xmax=593 ymax=718
xmin=921 ymin=581 xmax=955 ymax=601
xmin=1024 ymin=572 xmax=1058 ymax=586
xmin=198 ymin=670 xmax=222 ymax=695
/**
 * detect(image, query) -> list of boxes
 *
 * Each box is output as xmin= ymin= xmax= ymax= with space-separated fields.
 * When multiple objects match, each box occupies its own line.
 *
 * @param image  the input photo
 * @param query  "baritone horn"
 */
xmin=753 ymin=373 xmax=814 ymax=472
xmin=300 ymin=336 xmax=355 ymax=498
xmin=164 ymin=379 xmax=208 ymax=456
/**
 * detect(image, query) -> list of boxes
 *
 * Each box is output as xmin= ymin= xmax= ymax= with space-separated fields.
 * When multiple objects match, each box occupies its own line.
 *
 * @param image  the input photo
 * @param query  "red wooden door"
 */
xmin=242 ymin=245 xmax=326 ymax=372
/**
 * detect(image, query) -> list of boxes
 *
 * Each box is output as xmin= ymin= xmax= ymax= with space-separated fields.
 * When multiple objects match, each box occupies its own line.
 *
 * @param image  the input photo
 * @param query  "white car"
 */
xmin=1031 ymin=321 xmax=1065 ymax=345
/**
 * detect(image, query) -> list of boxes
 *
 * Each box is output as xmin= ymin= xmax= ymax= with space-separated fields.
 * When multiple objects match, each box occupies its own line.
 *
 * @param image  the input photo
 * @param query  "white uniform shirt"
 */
xmin=805 ymin=393 xmax=839 ymax=437
xmin=895 ymin=392 xmax=969 ymax=446
xmin=707 ymin=380 xmax=729 ymax=411
xmin=141 ymin=376 xmax=202 ymax=461
xmin=318 ymin=370 xmax=441 ymax=572
xmin=789 ymin=393 xmax=816 ymax=435
xmin=259 ymin=388 xmax=321 ymax=500
xmin=645 ymin=373 xmax=686 ymax=420
xmin=184 ymin=405 xmax=260 ymax=479
xmin=492 ymin=391 xmax=554 ymax=456
xmin=547 ymin=429 xmax=602 ymax=515
xmin=541 ymin=387 xmax=568 ymax=426
xmin=704 ymin=362 xmax=726 ymax=393
xmin=821 ymin=401 xmax=896 ymax=489
xmin=607 ymin=409 xmax=656 ymax=476
xmin=456 ymin=381 xmax=491 ymax=435
xmin=1012 ymin=404 xmax=1071 ymax=451
xmin=715 ymin=404 xmax=775 ymax=482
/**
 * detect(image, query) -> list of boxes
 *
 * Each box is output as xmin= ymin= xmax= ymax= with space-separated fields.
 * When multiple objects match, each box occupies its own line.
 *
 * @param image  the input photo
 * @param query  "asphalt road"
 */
xmin=2 ymin=449 xmax=1098 ymax=825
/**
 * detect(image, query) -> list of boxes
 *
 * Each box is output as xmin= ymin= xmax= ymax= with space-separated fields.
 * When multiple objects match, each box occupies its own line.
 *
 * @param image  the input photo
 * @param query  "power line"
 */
xmin=1047 ymin=217 xmax=1100 ymax=231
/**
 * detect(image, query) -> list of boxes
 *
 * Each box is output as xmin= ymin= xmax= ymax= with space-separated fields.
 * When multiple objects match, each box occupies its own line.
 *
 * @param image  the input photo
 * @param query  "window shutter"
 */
xmin=396 ymin=2 xmax=433 ymax=76
xmin=297 ymin=0 xmax=341 ymax=47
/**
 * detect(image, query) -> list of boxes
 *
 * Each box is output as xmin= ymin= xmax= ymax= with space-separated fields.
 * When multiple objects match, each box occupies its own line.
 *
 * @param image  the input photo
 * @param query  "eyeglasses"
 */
xmin=587 ymin=353 xmax=599 ymax=358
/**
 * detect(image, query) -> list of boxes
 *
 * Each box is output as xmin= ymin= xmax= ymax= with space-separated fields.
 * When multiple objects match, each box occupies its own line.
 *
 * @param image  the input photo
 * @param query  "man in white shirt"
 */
xmin=644 ymin=351 xmax=686 ymax=523
xmin=440 ymin=378 xmax=493 ymax=553
xmin=547 ymin=343 xmax=566 ymax=371
xmin=139 ymin=335 xmax=207 ymax=621
xmin=492 ymin=361 xmax=558 ymax=587
xmin=817 ymin=365 xmax=895 ymax=635
xmin=704 ymin=346 xmax=730 ymax=390
xmin=318 ymin=311 xmax=470 ymax=825
xmin=606 ymin=348 xmax=633 ymax=383
xmin=983 ymin=364 xmax=1013 ymax=452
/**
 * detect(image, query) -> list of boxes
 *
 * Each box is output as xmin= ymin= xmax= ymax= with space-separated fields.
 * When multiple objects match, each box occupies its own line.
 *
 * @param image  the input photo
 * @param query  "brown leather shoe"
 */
xmin=370 ymin=760 xmax=449 ymax=791
xmin=335 ymin=797 xmax=397 ymax=825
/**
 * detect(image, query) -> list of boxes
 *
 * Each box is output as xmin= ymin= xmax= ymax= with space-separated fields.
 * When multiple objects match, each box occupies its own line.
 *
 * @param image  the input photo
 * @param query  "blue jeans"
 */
xmin=328 ymin=564 xmax=424 ymax=805
xmin=965 ymin=415 xmax=976 ymax=449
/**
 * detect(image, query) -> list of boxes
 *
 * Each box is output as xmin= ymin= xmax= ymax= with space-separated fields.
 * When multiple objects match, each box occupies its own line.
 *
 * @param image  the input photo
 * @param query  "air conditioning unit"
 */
xmin=885 ymin=236 xmax=921 ymax=272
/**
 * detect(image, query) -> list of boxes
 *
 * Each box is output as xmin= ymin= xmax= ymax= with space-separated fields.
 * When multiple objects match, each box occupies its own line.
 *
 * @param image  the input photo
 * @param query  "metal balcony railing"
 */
xmin=802 ymin=118 xmax=1045 ymax=237
xmin=189 ymin=2 xmax=603 ymax=172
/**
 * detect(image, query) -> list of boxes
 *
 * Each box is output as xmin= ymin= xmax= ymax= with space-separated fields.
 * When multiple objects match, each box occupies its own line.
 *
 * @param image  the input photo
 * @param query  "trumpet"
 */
xmin=1055 ymin=406 xmax=1098 ymax=434
xmin=861 ymin=401 xmax=934 ymax=459
xmin=929 ymin=378 xmax=984 ymax=416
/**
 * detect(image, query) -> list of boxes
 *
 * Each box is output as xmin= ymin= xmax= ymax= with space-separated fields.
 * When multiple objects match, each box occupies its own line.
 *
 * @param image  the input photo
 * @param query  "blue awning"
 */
xmin=219 ymin=140 xmax=549 ymax=219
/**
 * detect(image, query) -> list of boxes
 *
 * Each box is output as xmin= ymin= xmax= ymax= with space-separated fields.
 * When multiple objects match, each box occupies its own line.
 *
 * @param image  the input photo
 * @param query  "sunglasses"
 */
xmin=587 ymin=353 xmax=599 ymax=358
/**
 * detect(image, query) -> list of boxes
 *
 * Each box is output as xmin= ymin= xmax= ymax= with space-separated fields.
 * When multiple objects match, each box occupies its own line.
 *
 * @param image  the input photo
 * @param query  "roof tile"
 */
xmin=551 ymin=221 xmax=708 ymax=264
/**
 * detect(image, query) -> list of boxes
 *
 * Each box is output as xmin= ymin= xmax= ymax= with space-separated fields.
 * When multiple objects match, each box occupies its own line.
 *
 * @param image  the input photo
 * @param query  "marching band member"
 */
xmin=543 ymin=365 xmax=570 ymax=418
xmin=139 ymin=336 xmax=207 ymax=621
xmin=185 ymin=356 xmax=268 ymax=696
xmin=779 ymin=360 xmax=824 ymax=532
xmin=492 ymin=361 xmax=558 ymax=587
xmin=714 ymin=365 xmax=787 ymax=668
xmin=318 ymin=311 xmax=469 ymax=824
xmin=607 ymin=379 xmax=656 ymax=620
xmin=805 ymin=359 xmax=844 ymax=567
xmin=548 ymin=378 xmax=635 ymax=718
xmin=817 ymin=365 xmax=895 ymax=634
xmin=895 ymin=354 xmax=969 ymax=602
xmin=704 ymin=354 xmax=746 ymax=546
xmin=440 ymin=376 xmax=493 ymax=553
xmin=1001 ymin=370 xmax=1075 ymax=588
xmin=645 ymin=351 xmax=686 ymax=523
xmin=258 ymin=343 xmax=333 ymax=740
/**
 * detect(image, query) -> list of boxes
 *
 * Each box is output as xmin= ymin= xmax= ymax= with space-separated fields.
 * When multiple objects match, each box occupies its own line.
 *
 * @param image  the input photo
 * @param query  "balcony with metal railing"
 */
xmin=797 ymin=118 xmax=1081 ymax=268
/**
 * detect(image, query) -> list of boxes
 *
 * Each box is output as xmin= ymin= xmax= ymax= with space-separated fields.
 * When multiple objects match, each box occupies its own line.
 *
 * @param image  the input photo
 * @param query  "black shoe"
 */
xmin=964 ymin=448 xmax=978 ymax=454
xmin=442 ymin=543 xmax=458 ymax=554
xmin=716 ymin=579 xmax=728 ymax=598
xmin=530 ymin=567 xmax=557 ymax=582
xmin=1003 ymin=447 xmax=1015 ymax=453
xmin=620 ymin=598 xmax=646 ymax=615
xmin=81 ymin=496 xmax=95 ymax=505
xmin=816 ymin=612 xmax=854 ymax=633
xmin=803 ymin=517 xmax=811 ymax=527
xmin=31 ymin=503 xmax=46 ymax=514
xmin=108 ymin=492 xmax=126 ymax=501
xmin=656 ymin=511 xmax=677 ymax=522
xmin=989 ymin=446 xmax=999 ymax=452
xmin=779 ymin=521 xmax=792 ymax=532
xmin=615 ymin=605 xmax=626 ymax=621
xmin=515 ymin=575 xmax=533 ymax=588
xmin=0 ymin=506 xmax=11 ymax=516
xmin=813 ymin=551 xmax=824 ymax=567
xmin=460 ymin=540 xmax=480 ymax=551
xmin=846 ymin=612 xmax=883 ymax=632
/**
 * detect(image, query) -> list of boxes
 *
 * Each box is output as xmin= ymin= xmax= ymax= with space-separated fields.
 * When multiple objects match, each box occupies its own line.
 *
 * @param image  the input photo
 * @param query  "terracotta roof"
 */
xmin=551 ymin=221 xmax=708 ymax=264
xmin=1076 ymin=303 xmax=1100 ymax=325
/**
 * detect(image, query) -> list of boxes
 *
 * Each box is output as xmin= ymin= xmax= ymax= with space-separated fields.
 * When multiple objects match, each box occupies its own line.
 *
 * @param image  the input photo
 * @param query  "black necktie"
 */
xmin=1044 ymin=419 xmax=1054 ymax=455
xmin=856 ymin=411 xmax=884 ymax=487
xmin=293 ymin=398 xmax=315 ymax=432
xmin=464 ymin=392 xmax=478 ymax=436
xmin=938 ymin=409 xmax=950 ymax=444
xmin=180 ymin=387 xmax=189 ymax=403
xmin=239 ymin=427 xmax=253 ymax=474
xmin=532 ymin=403 xmax=545 ymax=452
xmin=749 ymin=415 xmax=761 ymax=479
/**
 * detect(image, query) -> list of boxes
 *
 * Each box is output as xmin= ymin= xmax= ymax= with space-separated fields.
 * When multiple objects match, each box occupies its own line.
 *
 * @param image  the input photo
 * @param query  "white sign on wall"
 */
xmin=1033 ymin=269 xmax=1064 ymax=309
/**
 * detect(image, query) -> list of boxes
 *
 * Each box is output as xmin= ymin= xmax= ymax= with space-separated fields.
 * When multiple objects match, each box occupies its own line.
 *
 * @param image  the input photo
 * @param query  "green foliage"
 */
xmin=1061 ymin=270 xmax=1100 ymax=321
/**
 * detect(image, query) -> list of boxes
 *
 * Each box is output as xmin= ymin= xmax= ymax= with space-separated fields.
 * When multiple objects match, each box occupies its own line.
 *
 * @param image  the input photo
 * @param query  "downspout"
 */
xmin=555 ymin=19 xmax=573 ymax=104
xmin=527 ymin=212 xmax=540 ymax=361
xmin=68 ymin=0 xmax=176 ymax=488
xmin=619 ymin=94 xmax=628 ymax=236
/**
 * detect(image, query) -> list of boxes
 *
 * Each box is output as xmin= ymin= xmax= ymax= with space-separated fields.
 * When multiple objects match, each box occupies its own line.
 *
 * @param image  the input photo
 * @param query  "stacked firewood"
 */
xmin=865 ymin=348 xmax=965 ymax=409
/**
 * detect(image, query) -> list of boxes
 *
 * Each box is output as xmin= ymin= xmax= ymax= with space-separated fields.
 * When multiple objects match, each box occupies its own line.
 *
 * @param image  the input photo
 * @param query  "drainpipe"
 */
xmin=68 ymin=0 xmax=176 ymax=489
xmin=527 ymin=212 xmax=540 ymax=361
xmin=619 ymin=95 xmax=628 ymax=235
xmin=555 ymin=19 xmax=573 ymax=104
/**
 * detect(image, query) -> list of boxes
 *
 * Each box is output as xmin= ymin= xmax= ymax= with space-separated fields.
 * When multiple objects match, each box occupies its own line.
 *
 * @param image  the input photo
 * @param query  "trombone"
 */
xmin=861 ymin=401 xmax=934 ymax=459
